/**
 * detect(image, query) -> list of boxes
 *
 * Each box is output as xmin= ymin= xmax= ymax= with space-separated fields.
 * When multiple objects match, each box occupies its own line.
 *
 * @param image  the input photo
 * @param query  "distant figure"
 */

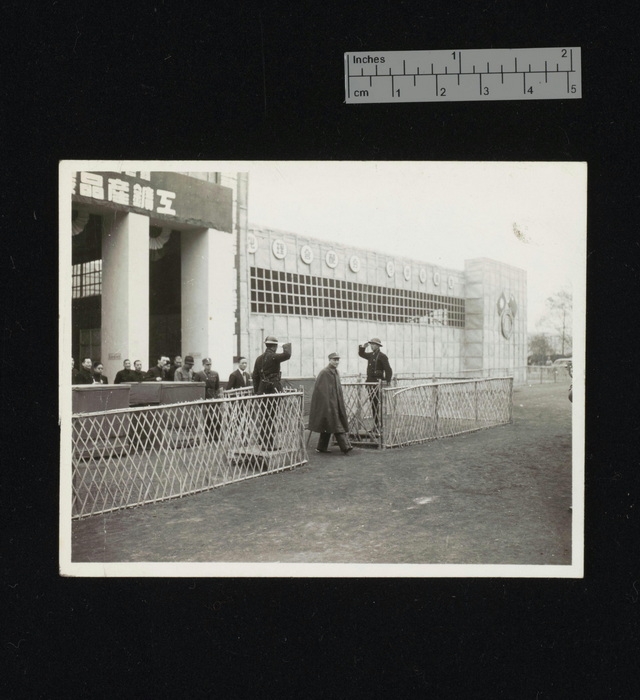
xmin=227 ymin=356 xmax=252 ymax=390
xmin=252 ymin=336 xmax=292 ymax=450
xmin=92 ymin=361 xmax=108 ymax=384
xmin=174 ymin=355 xmax=195 ymax=381
xmin=168 ymin=355 xmax=183 ymax=381
xmin=114 ymin=359 xmax=135 ymax=384
xmin=193 ymin=358 xmax=222 ymax=442
xmin=358 ymin=337 xmax=393 ymax=434
xmin=144 ymin=356 xmax=170 ymax=382
xmin=71 ymin=358 xmax=78 ymax=384
xmin=309 ymin=352 xmax=352 ymax=455
xmin=74 ymin=357 xmax=94 ymax=385
xmin=131 ymin=360 xmax=145 ymax=382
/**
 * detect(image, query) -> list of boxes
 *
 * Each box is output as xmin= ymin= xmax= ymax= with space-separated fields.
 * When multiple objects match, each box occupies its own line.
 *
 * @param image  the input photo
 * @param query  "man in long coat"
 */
xmin=308 ymin=353 xmax=352 ymax=455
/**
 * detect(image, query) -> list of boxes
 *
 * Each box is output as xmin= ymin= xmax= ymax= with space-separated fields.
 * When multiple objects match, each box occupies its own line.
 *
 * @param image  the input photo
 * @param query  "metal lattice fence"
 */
xmin=343 ymin=377 xmax=513 ymax=448
xmin=71 ymin=391 xmax=307 ymax=519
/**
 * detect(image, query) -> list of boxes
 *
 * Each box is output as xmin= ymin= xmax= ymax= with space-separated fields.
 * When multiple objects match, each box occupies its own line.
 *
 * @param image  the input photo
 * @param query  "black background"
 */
xmin=3 ymin=1 xmax=639 ymax=696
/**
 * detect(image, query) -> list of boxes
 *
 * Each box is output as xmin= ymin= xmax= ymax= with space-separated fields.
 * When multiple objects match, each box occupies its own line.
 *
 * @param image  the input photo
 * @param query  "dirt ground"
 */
xmin=71 ymin=382 xmax=573 ymax=566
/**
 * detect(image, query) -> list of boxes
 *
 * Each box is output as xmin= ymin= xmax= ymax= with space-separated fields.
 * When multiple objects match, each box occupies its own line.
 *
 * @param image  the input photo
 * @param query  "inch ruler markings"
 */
xmin=344 ymin=48 xmax=581 ymax=103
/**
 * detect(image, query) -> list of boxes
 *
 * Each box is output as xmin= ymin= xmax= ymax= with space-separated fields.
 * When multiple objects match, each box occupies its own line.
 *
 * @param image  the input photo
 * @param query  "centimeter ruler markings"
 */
xmin=344 ymin=48 xmax=581 ymax=103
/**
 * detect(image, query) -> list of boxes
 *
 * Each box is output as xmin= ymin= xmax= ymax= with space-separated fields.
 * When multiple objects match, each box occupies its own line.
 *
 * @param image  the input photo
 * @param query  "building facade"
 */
xmin=238 ymin=226 xmax=528 ymax=383
xmin=71 ymin=170 xmax=247 ymax=383
xmin=70 ymin=170 xmax=527 ymax=385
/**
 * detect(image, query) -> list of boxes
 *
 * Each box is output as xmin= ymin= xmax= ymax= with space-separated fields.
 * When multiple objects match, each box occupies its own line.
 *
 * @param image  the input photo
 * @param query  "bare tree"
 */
xmin=537 ymin=287 xmax=573 ymax=356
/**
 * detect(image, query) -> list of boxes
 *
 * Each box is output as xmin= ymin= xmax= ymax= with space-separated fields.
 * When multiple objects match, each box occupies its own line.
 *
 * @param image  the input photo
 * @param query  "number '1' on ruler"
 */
xmin=344 ymin=48 xmax=581 ymax=103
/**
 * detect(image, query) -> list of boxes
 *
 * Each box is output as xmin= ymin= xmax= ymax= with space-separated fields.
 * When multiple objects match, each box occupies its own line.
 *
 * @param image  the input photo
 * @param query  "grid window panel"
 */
xmin=249 ymin=267 xmax=465 ymax=327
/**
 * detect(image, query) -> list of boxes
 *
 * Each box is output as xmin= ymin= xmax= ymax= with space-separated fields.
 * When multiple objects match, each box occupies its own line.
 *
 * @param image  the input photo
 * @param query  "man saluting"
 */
xmin=252 ymin=336 xmax=292 ymax=450
xmin=358 ymin=337 xmax=393 ymax=435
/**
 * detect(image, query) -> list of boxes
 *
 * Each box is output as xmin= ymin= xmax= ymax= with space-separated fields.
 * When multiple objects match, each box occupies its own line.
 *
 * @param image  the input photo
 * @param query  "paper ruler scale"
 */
xmin=344 ymin=48 xmax=581 ymax=103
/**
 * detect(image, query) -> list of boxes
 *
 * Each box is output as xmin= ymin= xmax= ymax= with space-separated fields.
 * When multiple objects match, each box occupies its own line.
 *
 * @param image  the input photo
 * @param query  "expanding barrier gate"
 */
xmin=342 ymin=377 xmax=513 ymax=449
xmin=71 ymin=390 xmax=307 ymax=519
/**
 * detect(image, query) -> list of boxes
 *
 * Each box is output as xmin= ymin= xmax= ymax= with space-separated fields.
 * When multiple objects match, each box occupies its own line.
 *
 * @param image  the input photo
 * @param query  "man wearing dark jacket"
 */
xmin=74 ymin=357 xmax=94 ymax=385
xmin=358 ymin=337 xmax=393 ymax=435
xmin=227 ymin=357 xmax=252 ymax=390
xmin=252 ymin=336 xmax=292 ymax=450
xmin=114 ymin=359 xmax=136 ymax=384
xmin=308 ymin=353 xmax=352 ymax=455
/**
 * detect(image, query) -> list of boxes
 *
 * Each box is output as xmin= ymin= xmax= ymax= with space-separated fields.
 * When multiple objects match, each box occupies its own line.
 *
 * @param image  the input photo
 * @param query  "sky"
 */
xmin=245 ymin=161 xmax=586 ymax=332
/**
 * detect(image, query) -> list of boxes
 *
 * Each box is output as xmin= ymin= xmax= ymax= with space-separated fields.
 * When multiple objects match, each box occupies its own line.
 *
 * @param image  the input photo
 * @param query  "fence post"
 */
xmin=434 ymin=383 xmax=439 ymax=436
xmin=378 ymin=380 xmax=385 ymax=449
xmin=474 ymin=380 xmax=479 ymax=425
xmin=508 ymin=377 xmax=514 ymax=423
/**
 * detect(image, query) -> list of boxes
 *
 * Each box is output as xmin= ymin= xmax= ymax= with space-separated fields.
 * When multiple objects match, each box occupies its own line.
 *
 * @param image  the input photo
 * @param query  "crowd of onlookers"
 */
xmin=71 ymin=355 xmax=252 ymax=396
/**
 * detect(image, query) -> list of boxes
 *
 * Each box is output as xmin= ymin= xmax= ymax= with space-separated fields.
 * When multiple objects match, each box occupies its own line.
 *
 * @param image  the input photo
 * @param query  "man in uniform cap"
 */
xmin=193 ymin=358 xmax=222 ymax=443
xmin=358 ymin=337 xmax=393 ymax=436
xmin=308 ymin=353 xmax=352 ymax=455
xmin=174 ymin=355 xmax=195 ymax=381
xmin=252 ymin=335 xmax=292 ymax=450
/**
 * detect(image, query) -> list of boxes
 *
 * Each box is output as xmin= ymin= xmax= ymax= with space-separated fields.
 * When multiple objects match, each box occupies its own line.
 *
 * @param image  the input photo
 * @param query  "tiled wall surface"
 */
xmin=241 ymin=227 xmax=526 ymax=381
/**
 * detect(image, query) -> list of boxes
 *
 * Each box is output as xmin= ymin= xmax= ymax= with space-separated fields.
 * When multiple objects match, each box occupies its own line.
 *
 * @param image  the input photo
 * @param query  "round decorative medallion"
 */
xmin=272 ymin=238 xmax=287 ymax=259
xmin=433 ymin=271 xmax=441 ymax=286
xmin=501 ymin=311 xmax=514 ymax=340
xmin=300 ymin=245 xmax=313 ymax=264
xmin=247 ymin=232 xmax=258 ymax=253
xmin=448 ymin=275 xmax=454 ymax=289
xmin=403 ymin=265 xmax=411 ymax=281
xmin=419 ymin=268 xmax=427 ymax=283
xmin=349 ymin=255 xmax=361 ymax=273
xmin=386 ymin=261 xmax=395 ymax=277
xmin=325 ymin=249 xmax=338 ymax=268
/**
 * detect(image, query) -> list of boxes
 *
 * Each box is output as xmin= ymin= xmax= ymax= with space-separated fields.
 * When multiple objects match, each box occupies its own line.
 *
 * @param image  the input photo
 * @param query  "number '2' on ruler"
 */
xmin=344 ymin=48 xmax=581 ymax=103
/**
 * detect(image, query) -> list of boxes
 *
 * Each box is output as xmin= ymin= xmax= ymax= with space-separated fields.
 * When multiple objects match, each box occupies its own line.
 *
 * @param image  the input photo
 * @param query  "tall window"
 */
xmin=72 ymin=259 xmax=102 ymax=298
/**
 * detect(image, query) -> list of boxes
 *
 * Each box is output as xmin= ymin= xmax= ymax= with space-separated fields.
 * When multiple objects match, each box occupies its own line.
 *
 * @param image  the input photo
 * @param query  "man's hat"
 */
xmin=264 ymin=335 xmax=278 ymax=344
xmin=184 ymin=355 xmax=195 ymax=363
xmin=328 ymin=352 xmax=340 ymax=360
xmin=369 ymin=337 xmax=383 ymax=346
xmin=202 ymin=357 xmax=212 ymax=364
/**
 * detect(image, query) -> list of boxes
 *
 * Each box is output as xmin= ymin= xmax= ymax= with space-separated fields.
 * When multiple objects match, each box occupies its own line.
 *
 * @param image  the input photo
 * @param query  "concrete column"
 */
xmin=101 ymin=212 xmax=150 ymax=382
xmin=181 ymin=228 xmax=235 ymax=379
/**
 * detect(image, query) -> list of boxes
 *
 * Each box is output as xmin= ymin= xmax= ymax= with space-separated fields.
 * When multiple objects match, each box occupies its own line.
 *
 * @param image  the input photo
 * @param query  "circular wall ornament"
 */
xmin=349 ymin=255 xmax=361 ymax=273
xmin=247 ymin=232 xmax=258 ymax=254
xmin=501 ymin=311 xmax=514 ymax=339
xmin=433 ymin=271 xmax=441 ymax=286
xmin=300 ymin=245 xmax=313 ymax=264
xmin=419 ymin=268 xmax=427 ymax=283
xmin=386 ymin=261 xmax=395 ymax=277
xmin=403 ymin=265 xmax=411 ymax=281
xmin=448 ymin=275 xmax=455 ymax=289
xmin=325 ymin=249 xmax=338 ymax=268
xmin=272 ymin=238 xmax=287 ymax=259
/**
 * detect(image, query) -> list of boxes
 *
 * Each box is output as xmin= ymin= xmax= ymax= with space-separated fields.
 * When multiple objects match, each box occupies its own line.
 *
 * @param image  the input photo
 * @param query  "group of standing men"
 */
xmin=71 ymin=334 xmax=393 ymax=456
xmin=72 ymin=354 xmax=253 ymax=398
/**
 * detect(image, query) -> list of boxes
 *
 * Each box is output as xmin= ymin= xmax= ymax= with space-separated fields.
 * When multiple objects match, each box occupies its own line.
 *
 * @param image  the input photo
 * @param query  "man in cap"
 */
xmin=193 ymin=358 xmax=222 ymax=442
xmin=174 ymin=355 xmax=195 ymax=381
xmin=358 ymin=337 xmax=393 ymax=435
xmin=308 ymin=353 xmax=352 ymax=455
xmin=252 ymin=336 xmax=292 ymax=450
